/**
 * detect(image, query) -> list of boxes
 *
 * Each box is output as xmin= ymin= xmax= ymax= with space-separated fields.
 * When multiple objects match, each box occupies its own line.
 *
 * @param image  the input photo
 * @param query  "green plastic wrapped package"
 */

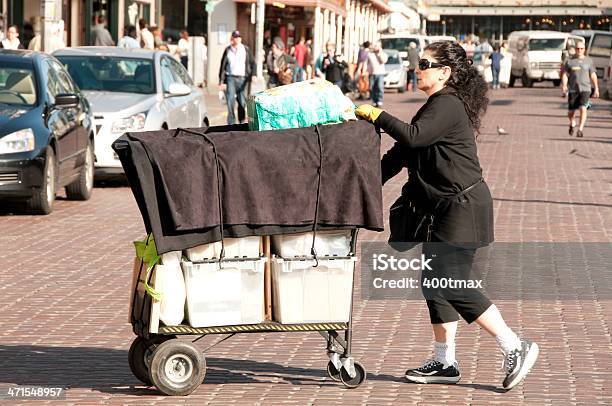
xmin=247 ymin=79 xmax=357 ymax=131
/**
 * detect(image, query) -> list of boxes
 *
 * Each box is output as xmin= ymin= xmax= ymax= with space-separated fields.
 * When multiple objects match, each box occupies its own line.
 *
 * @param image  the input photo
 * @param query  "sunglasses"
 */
xmin=418 ymin=59 xmax=448 ymax=70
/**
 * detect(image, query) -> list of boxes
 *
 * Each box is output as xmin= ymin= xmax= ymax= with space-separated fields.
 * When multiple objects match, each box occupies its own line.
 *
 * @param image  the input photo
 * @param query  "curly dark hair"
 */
xmin=424 ymin=41 xmax=489 ymax=133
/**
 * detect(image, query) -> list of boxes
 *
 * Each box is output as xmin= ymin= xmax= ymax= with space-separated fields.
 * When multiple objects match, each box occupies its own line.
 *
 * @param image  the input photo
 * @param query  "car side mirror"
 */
xmin=166 ymin=83 xmax=191 ymax=97
xmin=54 ymin=93 xmax=80 ymax=107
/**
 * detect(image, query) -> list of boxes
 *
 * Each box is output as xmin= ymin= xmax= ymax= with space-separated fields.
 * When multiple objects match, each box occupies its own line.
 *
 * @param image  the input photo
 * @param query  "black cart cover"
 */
xmin=112 ymin=121 xmax=383 ymax=254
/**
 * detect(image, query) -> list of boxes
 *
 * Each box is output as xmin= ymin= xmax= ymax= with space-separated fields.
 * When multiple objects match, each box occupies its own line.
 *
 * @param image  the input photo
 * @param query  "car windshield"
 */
xmin=56 ymin=56 xmax=155 ymax=94
xmin=0 ymin=64 xmax=37 ymax=106
xmin=528 ymin=38 xmax=565 ymax=51
xmin=385 ymin=53 xmax=401 ymax=65
xmin=381 ymin=38 xmax=419 ymax=52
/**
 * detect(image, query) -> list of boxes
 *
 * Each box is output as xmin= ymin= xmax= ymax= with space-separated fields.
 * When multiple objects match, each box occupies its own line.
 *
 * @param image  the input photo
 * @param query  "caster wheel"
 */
xmin=149 ymin=339 xmax=206 ymax=396
xmin=326 ymin=361 xmax=341 ymax=382
xmin=340 ymin=361 xmax=366 ymax=389
xmin=128 ymin=335 xmax=175 ymax=385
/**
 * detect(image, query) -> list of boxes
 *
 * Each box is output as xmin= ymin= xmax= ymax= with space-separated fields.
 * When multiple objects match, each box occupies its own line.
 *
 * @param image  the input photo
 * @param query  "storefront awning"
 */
xmin=233 ymin=0 xmax=347 ymax=16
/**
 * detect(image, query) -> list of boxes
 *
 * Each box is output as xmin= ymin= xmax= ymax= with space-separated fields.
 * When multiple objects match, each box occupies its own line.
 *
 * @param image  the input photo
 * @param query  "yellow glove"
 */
xmin=355 ymin=104 xmax=383 ymax=123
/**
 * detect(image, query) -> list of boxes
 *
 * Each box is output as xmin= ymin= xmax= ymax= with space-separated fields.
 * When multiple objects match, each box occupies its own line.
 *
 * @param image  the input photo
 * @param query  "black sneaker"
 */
xmin=502 ymin=339 xmax=539 ymax=390
xmin=569 ymin=125 xmax=575 ymax=136
xmin=577 ymin=130 xmax=584 ymax=138
xmin=405 ymin=359 xmax=461 ymax=384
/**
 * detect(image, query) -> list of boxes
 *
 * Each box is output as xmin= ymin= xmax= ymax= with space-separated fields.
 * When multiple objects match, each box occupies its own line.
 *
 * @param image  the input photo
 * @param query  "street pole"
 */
xmin=255 ymin=0 xmax=265 ymax=78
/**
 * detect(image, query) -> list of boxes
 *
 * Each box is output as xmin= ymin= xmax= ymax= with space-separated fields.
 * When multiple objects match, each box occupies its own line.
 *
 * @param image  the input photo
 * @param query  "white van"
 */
xmin=380 ymin=33 xmax=429 ymax=61
xmin=508 ymin=30 xmax=584 ymax=87
xmin=427 ymin=35 xmax=457 ymax=44
xmin=571 ymin=30 xmax=612 ymax=80
xmin=604 ymin=54 xmax=612 ymax=99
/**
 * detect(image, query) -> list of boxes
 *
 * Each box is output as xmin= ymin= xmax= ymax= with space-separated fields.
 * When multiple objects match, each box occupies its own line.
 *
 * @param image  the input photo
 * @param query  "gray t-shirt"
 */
xmin=564 ymin=57 xmax=595 ymax=93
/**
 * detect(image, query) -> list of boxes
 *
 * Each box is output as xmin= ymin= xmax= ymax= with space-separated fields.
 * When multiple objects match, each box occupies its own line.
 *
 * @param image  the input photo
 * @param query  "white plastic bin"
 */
xmin=185 ymin=236 xmax=261 ymax=261
xmin=157 ymin=251 xmax=186 ymax=326
xmin=271 ymin=231 xmax=352 ymax=258
xmin=271 ymin=256 xmax=356 ymax=324
xmin=182 ymin=258 xmax=266 ymax=327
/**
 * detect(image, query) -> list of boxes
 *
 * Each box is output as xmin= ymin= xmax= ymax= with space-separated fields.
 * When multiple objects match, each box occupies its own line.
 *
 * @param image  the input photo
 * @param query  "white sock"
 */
xmin=495 ymin=328 xmax=521 ymax=354
xmin=434 ymin=341 xmax=456 ymax=368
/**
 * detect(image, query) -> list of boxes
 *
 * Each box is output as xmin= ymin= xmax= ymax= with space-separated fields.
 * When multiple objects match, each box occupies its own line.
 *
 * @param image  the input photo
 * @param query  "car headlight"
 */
xmin=530 ymin=62 xmax=539 ymax=70
xmin=0 ymin=128 xmax=35 ymax=154
xmin=111 ymin=113 xmax=147 ymax=134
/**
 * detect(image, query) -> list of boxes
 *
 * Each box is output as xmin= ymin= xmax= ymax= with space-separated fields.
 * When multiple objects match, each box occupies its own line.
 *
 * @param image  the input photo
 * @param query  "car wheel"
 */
xmin=398 ymin=85 xmax=406 ymax=93
xmin=29 ymin=146 xmax=56 ymax=215
xmin=66 ymin=139 xmax=94 ymax=200
xmin=522 ymin=71 xmax=533 ymax=88
xmin=509 ymin=74 xmax=516 ymax=88
xmin=552 ymin=79 xmax=561 ymax=87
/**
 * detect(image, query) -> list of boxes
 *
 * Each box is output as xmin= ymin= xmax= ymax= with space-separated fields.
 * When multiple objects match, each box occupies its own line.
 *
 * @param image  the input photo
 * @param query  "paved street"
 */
xmin=1 ymin=84 xmax=612 ymax=405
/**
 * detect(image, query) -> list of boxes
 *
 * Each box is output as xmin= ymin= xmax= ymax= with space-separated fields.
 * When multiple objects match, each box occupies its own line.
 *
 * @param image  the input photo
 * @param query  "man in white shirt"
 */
xmin=0 ymin=25 xmax=24 ymax=50
xmin=138 ymin=19 xmax=154 ymax=50
xmin=367 ymin=41 xmax=388 ymax=107
xmin=218 ymin=30 xmax=256 ymax=124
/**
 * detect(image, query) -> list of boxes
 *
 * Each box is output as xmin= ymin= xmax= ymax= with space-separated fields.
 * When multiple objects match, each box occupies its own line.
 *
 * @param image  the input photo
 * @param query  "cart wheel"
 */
xmin=149 ymin=339 xmax=206 ymax=396
xmin=340 ymin=361 xmax=366 ymax=389
xmin=128 ymin=335 xmax=176 ymax=386
xmin=326 ymin=361 xmax=341 ymax=382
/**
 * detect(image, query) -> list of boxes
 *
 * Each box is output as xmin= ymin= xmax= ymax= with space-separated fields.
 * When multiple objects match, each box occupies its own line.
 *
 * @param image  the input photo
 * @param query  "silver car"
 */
xmin=383 ymin=49 xmax=407 ymax=93
xmin=54 ymin=47 xmax=208 ymax=177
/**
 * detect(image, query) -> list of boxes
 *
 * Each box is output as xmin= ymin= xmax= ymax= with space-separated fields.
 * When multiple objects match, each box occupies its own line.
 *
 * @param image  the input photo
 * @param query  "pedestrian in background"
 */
xmin=91 ymin=15 xmax=114 ymax=46
xmin=490 ymin=45 xmax=503 ymax=89
xmin=176 ymin=30 xmax=190 ymax=68
xmin=0 ymin=25 xmax=24 ymax=49
xmin=266 ymin=37 xmax=295 ymax=88
xmin=355 ymin=40 xmax=539 ymax=391
xmin=322 ymin=42 xmax=347 ymax=89
xmin=219 ymin=30 xmax=256 ymax=125
xmin=292 ymin=37 xmax=308 ymax=82
xmin=356 ymin=41 xmax=370 ymax=100
xmin=499 ymin=41 xmax=511 ymax=88
xmin=562 ymin=41 xmax=599 ymax=138
xmin=407 ymin=42 xmax=420 ymax=92
xmin=118 ymin=25 xmax=139 ymax=49
xmin=138 ymin=19 xmax=154 ymax=50
xmin=367 ymin=41 xmax=388 ymax=107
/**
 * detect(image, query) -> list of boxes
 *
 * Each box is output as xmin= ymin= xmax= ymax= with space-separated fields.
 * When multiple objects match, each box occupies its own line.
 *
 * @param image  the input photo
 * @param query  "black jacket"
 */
xmin=322 ymin=55 xmax=347 ymax=83
xmin=378 ymin=87 xmax=494 ymax=246
xmin=218 ymin=44 xmax=256 ymax=85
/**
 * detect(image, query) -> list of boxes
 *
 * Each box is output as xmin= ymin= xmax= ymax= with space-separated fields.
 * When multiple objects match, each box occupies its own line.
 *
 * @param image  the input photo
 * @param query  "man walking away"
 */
xmin=293 ymin=37 xmax=308 ymax=82
xmin=219 ymin=30 xmax=256 ymax=125
xmin=118 ymin=25 xmax=140 ymax=49
xmin=490 ymin=45 xmax=503 ymax=89
xmin=92 ymin=16 xmax=114 ymax=46
xmin=561 ymin=41 xmax=599 ymax=138
xmin=356 ymin=41 xmax=370 ymax=99
xmin=367 ymin=41 xmax=388 ymax=107
xmin=407 ymin=42 xmax=419 ymax=92
xmin=176 ymin=30 xmax=190 ymax=69
xmin=138 ymin=19 xmax=154 ymax=50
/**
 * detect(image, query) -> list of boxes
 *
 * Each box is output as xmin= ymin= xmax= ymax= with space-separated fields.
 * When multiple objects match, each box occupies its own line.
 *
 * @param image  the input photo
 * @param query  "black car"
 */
xmin=0 ymin=50 xmax=94 ymax=214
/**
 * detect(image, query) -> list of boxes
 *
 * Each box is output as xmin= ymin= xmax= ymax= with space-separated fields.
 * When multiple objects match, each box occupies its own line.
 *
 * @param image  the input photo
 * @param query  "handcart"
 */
xmin=127 ymin=231 xmax=366 ymax=396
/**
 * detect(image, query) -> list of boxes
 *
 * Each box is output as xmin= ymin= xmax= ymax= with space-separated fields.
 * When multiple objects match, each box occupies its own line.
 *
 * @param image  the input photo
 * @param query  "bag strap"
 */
xmin=310 ymin=125 xmax=324 ymax=267
xmin=433 ymin=177 xmax=484 ymax=213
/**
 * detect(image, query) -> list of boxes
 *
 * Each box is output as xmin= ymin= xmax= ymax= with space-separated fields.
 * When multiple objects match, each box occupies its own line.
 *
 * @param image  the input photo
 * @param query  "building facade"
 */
xmin=420 ymin=0 xmax=612 ymax=41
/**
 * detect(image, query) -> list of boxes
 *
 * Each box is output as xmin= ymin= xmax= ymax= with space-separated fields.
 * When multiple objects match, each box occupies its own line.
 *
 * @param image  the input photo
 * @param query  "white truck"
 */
xmin=508 ymin=30 xmax=584 ymax=88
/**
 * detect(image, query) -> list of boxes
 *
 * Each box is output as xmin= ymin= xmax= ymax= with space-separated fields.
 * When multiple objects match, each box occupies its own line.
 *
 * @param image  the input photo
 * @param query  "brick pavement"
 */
xmin=1 ymin=84 xmax=611 ymax=405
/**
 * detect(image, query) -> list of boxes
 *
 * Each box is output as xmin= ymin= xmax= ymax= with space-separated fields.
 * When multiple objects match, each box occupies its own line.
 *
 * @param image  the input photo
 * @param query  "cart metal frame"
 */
xmin=128 ymin=230 xmax=366 ymax=396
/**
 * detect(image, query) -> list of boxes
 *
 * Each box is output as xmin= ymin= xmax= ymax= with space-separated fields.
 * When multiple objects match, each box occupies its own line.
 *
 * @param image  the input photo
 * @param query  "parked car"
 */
xmin=507 ymin=30 xmax=584 ymax=87
xmin=53 ymin=47 xmax=208 ymax=178
xmin=0 ymin=50 xmax=94 ymax=214
xmin=571 ymin=30 xmax=612 ymax=81
xmin=383 ymin=49 xmax=407 ymax=92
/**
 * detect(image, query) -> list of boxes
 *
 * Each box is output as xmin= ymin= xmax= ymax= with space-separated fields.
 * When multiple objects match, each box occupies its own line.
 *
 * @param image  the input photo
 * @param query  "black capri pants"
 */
xmin=421 ymin=238 xmax=492 ymax=324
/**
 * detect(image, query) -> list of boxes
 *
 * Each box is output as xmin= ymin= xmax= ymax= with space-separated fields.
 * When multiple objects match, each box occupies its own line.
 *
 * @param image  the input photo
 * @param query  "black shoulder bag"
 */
xmin=388 ymin=178 xmax=483 ymax=251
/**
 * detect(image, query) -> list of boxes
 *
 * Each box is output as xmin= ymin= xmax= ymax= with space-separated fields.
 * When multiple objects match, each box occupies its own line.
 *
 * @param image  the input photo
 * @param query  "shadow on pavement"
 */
xmin=0 ymin=344 xmax=506 ymax=396
xmin=494 ymin=197 xmax=612 ymax=208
